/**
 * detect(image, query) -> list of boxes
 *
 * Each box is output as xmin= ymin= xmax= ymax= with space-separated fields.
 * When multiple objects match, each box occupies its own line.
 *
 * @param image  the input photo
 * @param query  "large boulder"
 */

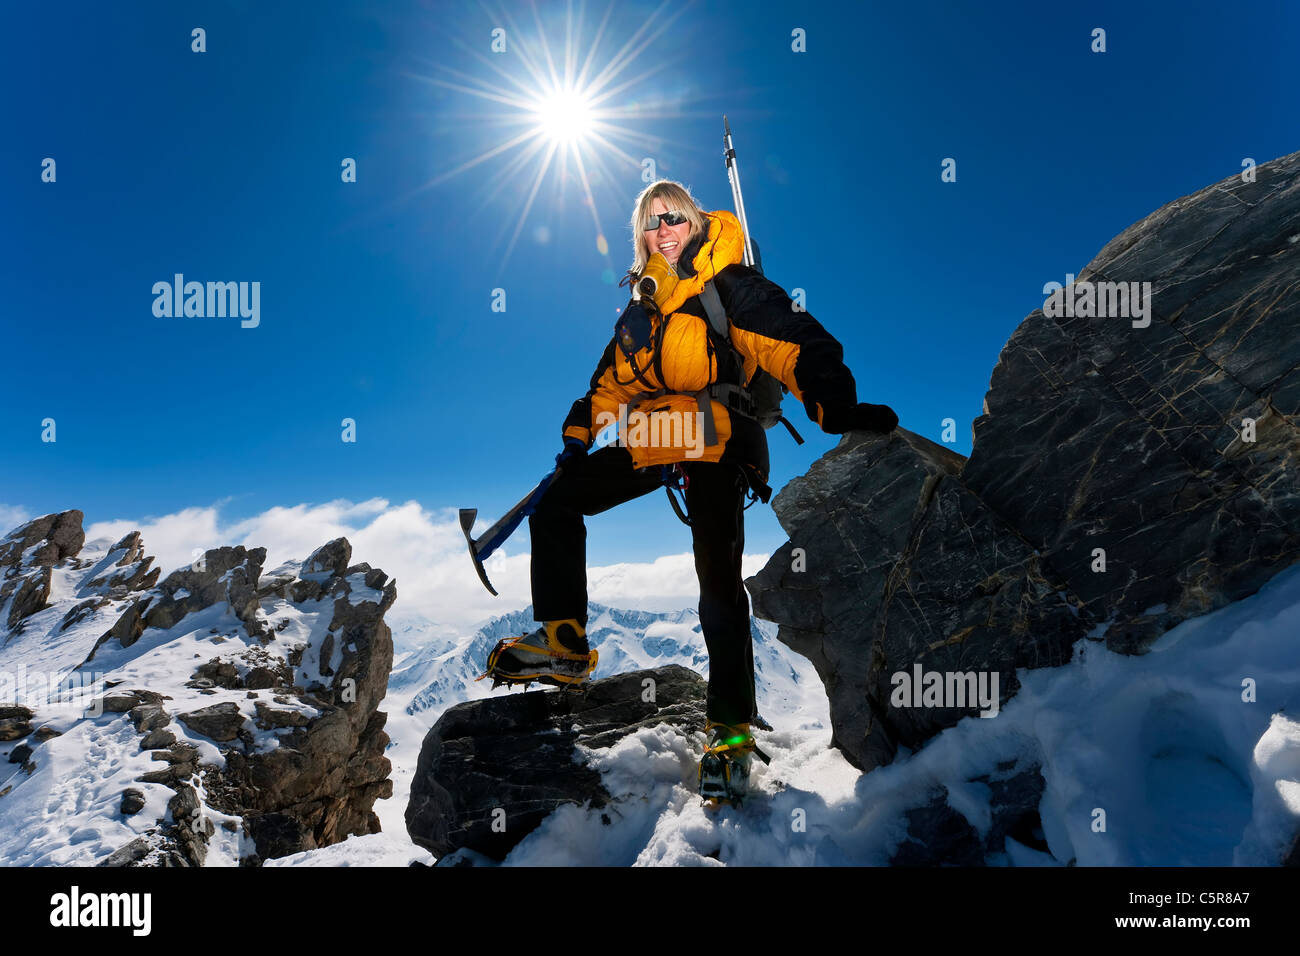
xmin=748 ymin=428 xmax=1085 ymax=772
xmin=748 ymin=149 xmax=1300 ymax=774
xmin=406 ymin=664 xmax=706 ymax=862
xmin=962 ymin=150 xmax=1300 ymax=654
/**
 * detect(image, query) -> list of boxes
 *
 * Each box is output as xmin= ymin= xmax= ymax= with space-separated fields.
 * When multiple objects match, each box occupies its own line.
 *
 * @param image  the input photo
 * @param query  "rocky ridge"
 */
xmin=0 ymin=511 xmax=396 ymax=865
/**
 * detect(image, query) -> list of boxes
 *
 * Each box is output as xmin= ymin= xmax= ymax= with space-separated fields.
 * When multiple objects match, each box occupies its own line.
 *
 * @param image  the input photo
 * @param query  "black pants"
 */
xmin=530 ymin=446 xmax=756 ymax=727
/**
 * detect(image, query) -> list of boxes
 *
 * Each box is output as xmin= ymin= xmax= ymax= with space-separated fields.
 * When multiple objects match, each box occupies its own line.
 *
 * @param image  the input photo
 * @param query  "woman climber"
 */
xmin=481 ymin=179 xmax=898 ymax=803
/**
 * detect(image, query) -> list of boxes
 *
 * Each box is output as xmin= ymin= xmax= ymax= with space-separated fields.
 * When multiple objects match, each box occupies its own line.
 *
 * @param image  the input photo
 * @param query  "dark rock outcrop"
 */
xmin=58 ymin=534 xmax=161 ymax=635
xmin=0 ymin=704 xmax=34 ymax=741
xmin=889 ymin=758 xmax=1049 ymax=865
xmin=82 ymin=546 xmax=270 ymax=663
xmin=120 ymin=788 xmax=146 ymax=815
xmin=84 ymin=532 xmax=399 ymax=865
xmin=202 ymin=538 xmax=397 ymax=864
xmin=962 ymin=152 xmax=1300 ymax=655
xmin=406 ymin=664 xmax=706 ymax=862
xmin=748 ymin=150 xmax=1300 ymax=774
xmin=0 ymin=510 xmax=85 ymax=571
xmin=82 ymin=531 xmax=161 ymax=596
xmin=0 ymin=510 xmax=86 ymax=631
xmin=0 ymin=721 xmax=32 ymax=742
xmin=178 ymin=702 xmax=247 ymax=743
xmin=749 ymin=428 xmax=1085 ymax=773
xmin=143 ymin=547 xmax=267 ymax=638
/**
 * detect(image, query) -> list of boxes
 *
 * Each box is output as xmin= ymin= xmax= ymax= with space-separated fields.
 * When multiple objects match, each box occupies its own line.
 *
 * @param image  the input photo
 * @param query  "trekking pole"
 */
xmin=723 ymin=116 xmax=757 ymax=270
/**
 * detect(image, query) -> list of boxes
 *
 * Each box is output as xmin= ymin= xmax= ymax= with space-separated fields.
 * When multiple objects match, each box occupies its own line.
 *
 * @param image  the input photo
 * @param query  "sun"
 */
xmin=534 ymin=87 xmax=595 ymax=144
xmin=407 ymin=0 xmax=700 ymax=271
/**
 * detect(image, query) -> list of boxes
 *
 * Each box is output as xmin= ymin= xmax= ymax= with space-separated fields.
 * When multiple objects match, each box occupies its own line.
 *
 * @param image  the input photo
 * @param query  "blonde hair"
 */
xmin=629 ymin=180 xmax=710 ymax=274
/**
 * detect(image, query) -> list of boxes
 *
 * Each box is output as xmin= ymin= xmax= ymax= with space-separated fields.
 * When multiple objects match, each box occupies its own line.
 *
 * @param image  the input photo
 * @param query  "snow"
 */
xmin=45 ymin=565 xmax=78 ymax=604
xmin=1087 ymin=611 xmax=1117 ymax=639
xmin=343 ymin=571 xmax=385 ymax=606
xmin=5 ymin=529 xmax=1300 ymax=867
xmin=370 ymin=561 xmax=1300 ymax=866
xmin=264 ymin=830 xmax=433 ymax=867
xmin=0 ymin=716 xmax=174 ymax=866
xmin=293 ymin=615 xmax=345 ymax=691
xmin=1236 ymin=714 xmax=1300 ymax=864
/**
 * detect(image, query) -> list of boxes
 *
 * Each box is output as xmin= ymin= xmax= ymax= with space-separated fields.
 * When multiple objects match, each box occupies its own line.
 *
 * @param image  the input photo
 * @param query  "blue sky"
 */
xmin=2 ymin=0 xmax=1297 ymax=575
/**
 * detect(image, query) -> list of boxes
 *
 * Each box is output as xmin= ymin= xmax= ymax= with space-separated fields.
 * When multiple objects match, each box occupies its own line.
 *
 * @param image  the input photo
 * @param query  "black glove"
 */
xmin=555 ymin=436 xmax=588 ymax=468
xmin=820 ymin=402 xmax=898 ymax=435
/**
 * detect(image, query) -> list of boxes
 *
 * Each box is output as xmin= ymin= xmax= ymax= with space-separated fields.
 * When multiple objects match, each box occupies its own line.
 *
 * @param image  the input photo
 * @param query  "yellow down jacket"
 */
xmin=562 ymin=209 xmax=862 ymax=484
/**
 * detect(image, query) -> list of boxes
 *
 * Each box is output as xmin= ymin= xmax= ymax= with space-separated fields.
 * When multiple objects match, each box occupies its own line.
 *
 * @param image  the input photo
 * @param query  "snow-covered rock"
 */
xmin=0 ymin=516 xmax=397 ymax=866
xmin=405 ymin=663 xmax=708 ymax=861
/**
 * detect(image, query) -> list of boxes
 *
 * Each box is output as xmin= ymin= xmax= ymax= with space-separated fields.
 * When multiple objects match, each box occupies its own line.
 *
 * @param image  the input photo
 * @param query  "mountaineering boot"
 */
xmin=698 ymin=721 xmax=756 ymax=808
xmin=477 ymin=618 xmax=597 ymax=688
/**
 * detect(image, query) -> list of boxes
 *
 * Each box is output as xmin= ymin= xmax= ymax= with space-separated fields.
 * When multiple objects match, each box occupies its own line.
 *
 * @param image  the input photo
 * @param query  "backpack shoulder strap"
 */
xmin=699 ymin=280 xmax=728 ymax=339
xmin=705 ymin=271 xmax=806 ymax=446
xmin=700 ymin=278 xmax=750 ymax=377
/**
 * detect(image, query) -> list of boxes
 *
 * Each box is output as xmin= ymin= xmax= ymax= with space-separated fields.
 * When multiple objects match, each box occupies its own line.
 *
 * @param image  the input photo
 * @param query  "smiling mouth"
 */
xmin=659 ymin=241 xmax=679 ymax=255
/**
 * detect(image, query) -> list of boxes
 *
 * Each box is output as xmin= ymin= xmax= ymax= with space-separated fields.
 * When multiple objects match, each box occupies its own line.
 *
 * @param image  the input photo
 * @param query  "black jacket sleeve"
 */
xmin=713 ymin=264 xmax=859 ymax=427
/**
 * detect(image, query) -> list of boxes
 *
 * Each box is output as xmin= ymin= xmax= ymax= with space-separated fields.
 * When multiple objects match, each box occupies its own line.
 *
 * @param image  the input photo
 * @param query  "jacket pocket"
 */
xmin=619 ymin=394 xmax=732 ymax=468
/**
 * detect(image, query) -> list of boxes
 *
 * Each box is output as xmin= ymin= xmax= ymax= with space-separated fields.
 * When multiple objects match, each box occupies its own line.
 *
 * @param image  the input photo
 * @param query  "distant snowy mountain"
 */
xmin=387 ymin=613 xmax=459 ymax=656
xmin=390 ymin=602 xmax=827 ymax=728
xmin=368 ymin=602 xmax=829 ymax=852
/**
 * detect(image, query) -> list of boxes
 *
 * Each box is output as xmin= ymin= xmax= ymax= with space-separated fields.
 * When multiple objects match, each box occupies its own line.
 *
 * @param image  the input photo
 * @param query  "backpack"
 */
xmin=697 ymin=279 xmax=804 ymax=445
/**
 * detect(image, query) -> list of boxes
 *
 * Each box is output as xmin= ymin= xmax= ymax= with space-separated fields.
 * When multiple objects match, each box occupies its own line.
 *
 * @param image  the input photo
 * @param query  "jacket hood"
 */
xmin=659 ymin=209 xmax=745 ymax=315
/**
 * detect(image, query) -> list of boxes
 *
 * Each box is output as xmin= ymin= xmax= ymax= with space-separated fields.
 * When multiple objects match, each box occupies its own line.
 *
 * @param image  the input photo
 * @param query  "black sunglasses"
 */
xmin=643 ymin=210 xmax=689 ymax=231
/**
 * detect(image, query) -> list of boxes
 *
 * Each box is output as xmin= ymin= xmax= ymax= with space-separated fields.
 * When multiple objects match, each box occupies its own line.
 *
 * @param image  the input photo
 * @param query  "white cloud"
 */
xmin=0 ymin=505 xmax=33 ymax=537
xmin=588 ymin=553 xmax=771 ymax=612
xmin=77 ymin=499 xmax=772 ymax=634
xmin=84 ymin=506 xmax=226 ymax=571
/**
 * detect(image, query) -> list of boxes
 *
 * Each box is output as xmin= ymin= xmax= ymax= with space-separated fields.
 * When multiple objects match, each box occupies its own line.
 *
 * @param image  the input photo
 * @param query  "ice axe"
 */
xmin=460 ymin=421 xmax=621 ymax=595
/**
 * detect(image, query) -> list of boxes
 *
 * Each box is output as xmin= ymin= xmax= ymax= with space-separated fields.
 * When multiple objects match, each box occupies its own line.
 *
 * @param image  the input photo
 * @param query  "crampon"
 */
xmin=475 ymin=619 xmax=598 ymax=690
xmin=698 ymin=721 xmax=771 ymax=809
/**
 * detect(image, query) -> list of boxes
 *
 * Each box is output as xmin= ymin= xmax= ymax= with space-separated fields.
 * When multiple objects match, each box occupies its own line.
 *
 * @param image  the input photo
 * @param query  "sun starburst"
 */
xmin=404 ymin=0 xmax=717 ymax=275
